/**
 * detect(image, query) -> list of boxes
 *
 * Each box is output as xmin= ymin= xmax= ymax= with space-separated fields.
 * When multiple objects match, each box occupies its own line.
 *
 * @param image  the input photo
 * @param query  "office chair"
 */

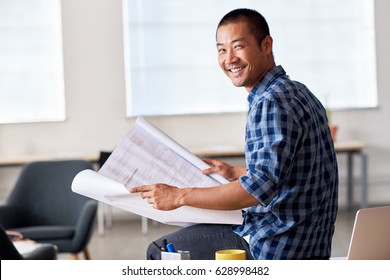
xmin=0 ymin=160 xmax=97 ymax=260
xmin=0 ymin=224 xmax=57 ymax=260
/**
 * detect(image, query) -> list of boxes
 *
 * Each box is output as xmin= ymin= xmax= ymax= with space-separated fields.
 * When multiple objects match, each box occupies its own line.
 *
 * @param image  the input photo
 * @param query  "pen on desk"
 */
xmin=162 ymin=239 xmax=168 ymax=251
xmin=152 ymin=241 xmax=165 ymax=252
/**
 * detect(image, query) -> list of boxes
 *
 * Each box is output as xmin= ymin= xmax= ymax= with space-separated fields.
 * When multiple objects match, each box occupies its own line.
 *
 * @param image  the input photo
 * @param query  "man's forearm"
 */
xmin=179 ymin=180 xmax=258 ymax=210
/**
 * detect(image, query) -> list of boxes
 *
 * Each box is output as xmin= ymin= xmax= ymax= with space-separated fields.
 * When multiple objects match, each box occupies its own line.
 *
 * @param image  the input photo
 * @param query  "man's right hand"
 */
xmin=202 ymin=158 xmax=246 ymax=181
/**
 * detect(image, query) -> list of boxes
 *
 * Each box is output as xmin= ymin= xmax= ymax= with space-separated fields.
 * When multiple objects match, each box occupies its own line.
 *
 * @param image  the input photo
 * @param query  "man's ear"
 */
xmin=262 ymin=35 xmax=273 ymax=55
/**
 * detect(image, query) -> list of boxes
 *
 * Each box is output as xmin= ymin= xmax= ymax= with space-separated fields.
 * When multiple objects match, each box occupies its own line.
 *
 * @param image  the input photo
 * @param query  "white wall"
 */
xmin=0 ymin=0 xmax=389 ymax=207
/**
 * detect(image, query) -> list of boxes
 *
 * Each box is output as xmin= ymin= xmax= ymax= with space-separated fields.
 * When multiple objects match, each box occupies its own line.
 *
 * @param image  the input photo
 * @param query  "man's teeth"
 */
xmin=230 ymin=67 xmax=244 ymax=73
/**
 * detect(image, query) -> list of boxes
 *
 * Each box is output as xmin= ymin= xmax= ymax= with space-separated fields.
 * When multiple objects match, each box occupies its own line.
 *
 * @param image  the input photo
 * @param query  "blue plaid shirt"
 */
xmin=234 ymin=65 xmax=338 ymax=259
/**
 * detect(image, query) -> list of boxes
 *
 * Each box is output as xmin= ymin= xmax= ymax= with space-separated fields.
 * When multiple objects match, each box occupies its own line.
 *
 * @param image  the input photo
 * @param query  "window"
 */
xmin=122 ymin=0 xmax=377 ymax=116
xmin=0 ymin=0 xmax=65 ymax=124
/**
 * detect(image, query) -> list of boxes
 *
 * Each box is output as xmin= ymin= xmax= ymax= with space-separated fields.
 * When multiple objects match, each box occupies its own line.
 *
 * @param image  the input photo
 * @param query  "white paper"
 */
xmin=13 ymin=241 xmax=45 ymax=255
xmin=71 ymin=117 xmax=242 ymax=226
xmin=98 ymin=117 xmax=228 ymax=190
xmin=72 ymin=169 xmax=242 ymax=226
xmin=135 ymin=117 xmax=229 ymax=184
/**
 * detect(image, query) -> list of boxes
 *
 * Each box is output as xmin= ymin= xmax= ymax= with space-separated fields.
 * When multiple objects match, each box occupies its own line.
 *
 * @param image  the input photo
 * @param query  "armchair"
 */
xmin=0 ymin=160 xmax=97 ymax=260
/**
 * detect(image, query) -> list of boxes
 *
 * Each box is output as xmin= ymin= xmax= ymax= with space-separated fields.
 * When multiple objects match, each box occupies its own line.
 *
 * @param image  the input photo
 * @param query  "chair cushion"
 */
xmin=11 ymin=226 xmax=75 ymax=241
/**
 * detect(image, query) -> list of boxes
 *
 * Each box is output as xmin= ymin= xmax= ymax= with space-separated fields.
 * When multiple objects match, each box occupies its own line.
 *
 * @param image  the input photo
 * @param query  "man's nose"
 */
xmin=225 ymin=49 xmax=237 ymax=64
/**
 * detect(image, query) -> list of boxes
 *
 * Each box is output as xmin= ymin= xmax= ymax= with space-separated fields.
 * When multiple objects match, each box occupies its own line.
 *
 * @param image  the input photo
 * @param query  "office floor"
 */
xmin=58 ymin=207 xmax=364 ymax=260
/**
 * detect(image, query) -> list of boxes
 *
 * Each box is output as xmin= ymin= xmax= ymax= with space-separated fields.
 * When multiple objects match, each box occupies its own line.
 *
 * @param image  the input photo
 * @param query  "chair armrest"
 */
xmin=72 ymin=200 xmax=98 ymax=253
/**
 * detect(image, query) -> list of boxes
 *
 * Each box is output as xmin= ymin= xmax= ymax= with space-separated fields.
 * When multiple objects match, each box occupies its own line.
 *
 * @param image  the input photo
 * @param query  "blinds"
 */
xmin=0 ymin=0 xmax=65 ymax=124
xmin=123 ymin=0 xmax=377 ymax=116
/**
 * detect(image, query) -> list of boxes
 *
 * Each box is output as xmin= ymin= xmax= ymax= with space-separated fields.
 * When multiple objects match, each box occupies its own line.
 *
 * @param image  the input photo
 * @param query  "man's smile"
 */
xmin=225 ymin=65 xmax=246 ymax=75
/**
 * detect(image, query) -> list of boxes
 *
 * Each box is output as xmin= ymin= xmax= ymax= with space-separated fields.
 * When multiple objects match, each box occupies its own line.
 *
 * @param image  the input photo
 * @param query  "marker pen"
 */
xmin=166 ymin=243 xmax=177 ymax=253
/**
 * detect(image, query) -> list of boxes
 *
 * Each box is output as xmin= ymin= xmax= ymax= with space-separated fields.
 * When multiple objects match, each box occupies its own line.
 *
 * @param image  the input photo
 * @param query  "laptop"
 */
xmin=346 ymin=206 xmax=390 ymax=260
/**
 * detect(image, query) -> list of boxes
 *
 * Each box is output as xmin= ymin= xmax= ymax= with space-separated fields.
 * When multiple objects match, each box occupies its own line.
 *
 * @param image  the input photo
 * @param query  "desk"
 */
xmin=0 ymin=152 xmax=99 ymax=167
xmin=192 ymin=141 xmax=368 ymax=210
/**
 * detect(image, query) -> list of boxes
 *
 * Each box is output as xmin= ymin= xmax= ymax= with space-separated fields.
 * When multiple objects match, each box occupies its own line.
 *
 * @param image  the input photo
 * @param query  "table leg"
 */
xmin=105 ymin=204 xmax=113 ymax=229
xmin=361 ymin=153 xmax=368 ymax=209
xmin=142 ymin=216 xmax=148 ymax=235
xmin=347 ymin=153 xmax=353 ymax=210
xmin=97 ymin=201 xmax=105 ymax=236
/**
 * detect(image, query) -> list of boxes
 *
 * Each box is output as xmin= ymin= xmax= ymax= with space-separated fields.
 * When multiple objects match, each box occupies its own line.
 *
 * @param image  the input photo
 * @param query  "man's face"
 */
xmin=216 ymin=21 xmax=273 ymax=92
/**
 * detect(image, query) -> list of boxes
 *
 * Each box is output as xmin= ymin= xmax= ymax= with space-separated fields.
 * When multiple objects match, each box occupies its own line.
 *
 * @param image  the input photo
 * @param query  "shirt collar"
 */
xmin=247 ymin=65 xmax=286 ymax=106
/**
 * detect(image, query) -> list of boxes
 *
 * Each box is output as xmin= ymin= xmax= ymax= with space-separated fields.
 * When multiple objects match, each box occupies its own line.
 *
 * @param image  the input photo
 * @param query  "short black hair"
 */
xmin=217 ymin=8 xmax=270 ymax=46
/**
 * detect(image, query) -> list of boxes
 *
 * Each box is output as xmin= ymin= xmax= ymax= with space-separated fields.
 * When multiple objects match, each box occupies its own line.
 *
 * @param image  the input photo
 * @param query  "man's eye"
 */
xmin=218 ymin=48 xmax=226 ymax=54
xmin=234 ymin=45 xmax=243 ymax=50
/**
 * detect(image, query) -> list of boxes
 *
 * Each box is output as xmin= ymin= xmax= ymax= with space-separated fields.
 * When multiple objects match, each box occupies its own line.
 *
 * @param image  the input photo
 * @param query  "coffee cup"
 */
xmin=215 ymin=249 xmax=246 ymax=260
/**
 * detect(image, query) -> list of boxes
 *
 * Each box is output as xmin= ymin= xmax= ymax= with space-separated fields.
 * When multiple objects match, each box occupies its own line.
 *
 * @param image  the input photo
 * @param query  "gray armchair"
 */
xmin=0 ymin=160 xmax=97 ymax=260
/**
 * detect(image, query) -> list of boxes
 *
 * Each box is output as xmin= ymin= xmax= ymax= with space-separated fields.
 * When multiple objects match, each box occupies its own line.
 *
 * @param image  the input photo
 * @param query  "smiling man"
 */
xmin=216 ymin=19 xmax=274 ymax=91
xmin=132 ymin=8 xmax=339 ymax=260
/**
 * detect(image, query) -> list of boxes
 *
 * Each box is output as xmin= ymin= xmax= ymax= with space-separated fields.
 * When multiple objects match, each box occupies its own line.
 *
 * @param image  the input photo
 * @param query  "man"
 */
xmin=131 ymin=8 xmax=338 ymax=260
